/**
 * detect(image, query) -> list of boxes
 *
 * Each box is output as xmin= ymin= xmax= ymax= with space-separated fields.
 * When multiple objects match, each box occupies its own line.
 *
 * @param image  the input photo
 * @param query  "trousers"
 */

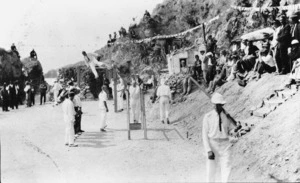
xmin=99 ymin=109 xmax=107 ymax=129
xmin=65 ymin=120 xmax=75 ymax=145
xmin=54 ymin=91 xmax=59 ymax=104
xmin=40 ymin=92 xmax=46 ymax=104
xmin=131 ymin=98 xmax=140 ymax=122
xmin=159 ymin=96 xmax=170 ymax=122
xmin=117 ymin=91 xmax=123 ymax=110
xmin=206 ymin=139 xmax=231 ymax=182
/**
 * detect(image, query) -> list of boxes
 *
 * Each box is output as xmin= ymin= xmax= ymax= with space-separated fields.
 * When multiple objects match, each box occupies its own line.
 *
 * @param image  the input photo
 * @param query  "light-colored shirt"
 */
xmin=129 ymin=86 xmax=140 ymax=100
xmin=73 ymin=95 xmax=82 ymax=107
xmin=261 ymin=54 xmax=275 ymax=67
xmin=202 ymin=110 xmax=235 ymax=152
xmin=24 ymin=85 xmax=30 ymax=93
xmin=62 ymin=98 xmax=76 ymax=123
xmin=98 ymin=91 xmax=108 ymax=110
xmin=157 ymin=84 xmax=171 ymax=98
xmin=53 ymin=83 xmax=62 ymax=92
xmin=272 ymin=27 xmax=281 ymax=48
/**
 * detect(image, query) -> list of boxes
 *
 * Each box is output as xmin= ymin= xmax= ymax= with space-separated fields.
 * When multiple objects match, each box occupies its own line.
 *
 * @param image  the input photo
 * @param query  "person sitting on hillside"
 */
xmin=180 ymin=60 xmax=193 ymax=95
xmin=143 ymin=10 xmax=151 ymax=20
xmin=193 ymin=55 xmax=202 ymax=81
xmin=107 ymin=34 xmax=113 ymax=47
xmin=207 ymin=63 xmax=227 ymax=94
xmin=82 ymin=51 xmax=109 ymax=79
xmin=290 ymin=12 xmax=300 ymax=42
xmin=119 ymin=27 xmax=127 ymax=38
xmin=289 ymin=39 xmax=300 ymax=67
xmin=11 ymin=43 xmax=20 ymax=58
xmin=30 ymin=49 xmax=38 ymax=60
xmin=252 ymin=43 xmax=276 ymax=80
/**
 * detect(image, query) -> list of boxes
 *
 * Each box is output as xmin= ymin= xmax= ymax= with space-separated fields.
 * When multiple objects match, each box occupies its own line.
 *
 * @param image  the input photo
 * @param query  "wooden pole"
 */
xmin=113 ymin=66 xmax=118 ymax=113
xmin=77 ymin=66 xmax=81 ymax=88
xmin=202 ymin=23 xmax=207 ymax=47
xmin=139 ymin=86 xmax=147 ymax=139
xmin=126 ymin=90 xmax=131 ymax=140
xmin=189 ymin=77 xmax=238 ymax=126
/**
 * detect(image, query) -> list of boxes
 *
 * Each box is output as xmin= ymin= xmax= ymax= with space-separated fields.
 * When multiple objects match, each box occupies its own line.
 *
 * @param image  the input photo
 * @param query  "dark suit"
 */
xmin=1 ymin=88 xmax=9 ymax=111
xmin=291 ymin=23 xmax=300 ymax=42
xmin=276 ymin=24 xmax=291 ymax=73
xmin=8 ymin=85 xmax=17 ymax=109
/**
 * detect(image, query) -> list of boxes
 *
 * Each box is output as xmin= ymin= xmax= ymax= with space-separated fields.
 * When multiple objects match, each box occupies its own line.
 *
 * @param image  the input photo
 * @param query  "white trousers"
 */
xmin=54 ymin=91 xmax=59 ymax=103
xmin=131 ymin=98 xmax=140 ymax=122
xmin=99 ymin=109 xmax=107 ymax=129
xmin=206 ymin=139 xmax=231 ymax=183
xmin=159 ymin=97 xmax=170 ymax=122
xmin=117 ymin=91 xmax=123 ymax=110
xmin=65 ymin=120 xmax=75 ymax=145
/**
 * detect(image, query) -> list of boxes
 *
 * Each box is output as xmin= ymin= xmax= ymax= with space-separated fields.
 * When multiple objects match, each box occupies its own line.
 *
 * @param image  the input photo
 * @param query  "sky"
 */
xmin=0 ymin=0 xmax=163 ymax=73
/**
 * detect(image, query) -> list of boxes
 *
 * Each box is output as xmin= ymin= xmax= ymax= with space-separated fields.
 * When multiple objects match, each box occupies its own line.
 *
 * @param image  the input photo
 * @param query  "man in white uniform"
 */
xmin=202 ymin=93 xmax=236 ymax=182
xmin=53 ymin=80 xmax=62 ymax=104
xmin=129 ymin=78 xmax=140 ymax=123
xmin=156 ymin=78 xmax=172 ymax=124
xmin=62 ymin=91 xmax=77 ymax=147
xmin=117 ymin=78 xmax=124 ymax=112
xmin=82 ymin=51 xmax=108 ymax=78
xmin=98 ymin=85 xmax=109 ymax=132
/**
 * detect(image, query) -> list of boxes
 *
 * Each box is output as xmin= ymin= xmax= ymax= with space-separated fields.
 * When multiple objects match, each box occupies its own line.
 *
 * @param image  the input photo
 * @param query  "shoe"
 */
xmin=167 ymin=119 xmax=170 ymax=125
xmin=100 ymin=129 xmax=106 ymax=132
xmin=161 ymin=120 xmax=165 ymax=124
xmin=65 ymin=143 xmax=69 ymax=146
xmin=75 ymin=134 xmax=80 ymax=138
xmin=79 ymin=130 xmax=85 ymax=133
xmin=69 ymin=144 xmax=78 ymax=147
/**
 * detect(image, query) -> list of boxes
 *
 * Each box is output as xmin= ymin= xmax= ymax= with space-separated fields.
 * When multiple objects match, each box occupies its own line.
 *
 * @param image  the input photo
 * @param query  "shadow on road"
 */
xmin=75 ymin=132 xmax=116 ymax=149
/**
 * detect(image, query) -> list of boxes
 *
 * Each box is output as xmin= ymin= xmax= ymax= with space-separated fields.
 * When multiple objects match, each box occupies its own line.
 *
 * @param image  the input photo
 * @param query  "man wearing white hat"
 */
xmin=156 ymin=78 xmax=172 ymax=124
xmin=202 ymin=93 xmax=236 ymax=182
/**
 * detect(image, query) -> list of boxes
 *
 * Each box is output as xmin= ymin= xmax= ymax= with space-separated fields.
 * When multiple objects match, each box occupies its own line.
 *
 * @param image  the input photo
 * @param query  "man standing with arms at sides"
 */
xmin=156 ymin=78 xmax=172 ymax=124
xmin=62 ymin=91 xmax=77 ymax=147
xmin=202 ymin=93 xmax=237 ymax=182
xmin=40 ymin=80 xmax=48 ymax=105
xmin=73 ymin=88 xmax=84 ymax=136
xmin=276 ymin=14 xmax=291 ymax=74
xmin=1 ymin=83 xmax=9 ymax=112
xmin=199 ymin=45 xmax=208 ymax=85
xmin=129 ymin=77 xmax=140 ymax=123
xmin=53 ymin=80 xmax=62 ymax=105
xmin=98 ymin=85 xmax=109 ymax=132
xmin=8 ymin=81 xmax=16 ymax=110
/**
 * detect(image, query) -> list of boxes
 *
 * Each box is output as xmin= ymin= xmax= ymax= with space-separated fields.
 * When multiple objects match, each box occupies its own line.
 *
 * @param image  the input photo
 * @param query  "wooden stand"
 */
xmin=139 ymin=86 xmax=147 ymax=139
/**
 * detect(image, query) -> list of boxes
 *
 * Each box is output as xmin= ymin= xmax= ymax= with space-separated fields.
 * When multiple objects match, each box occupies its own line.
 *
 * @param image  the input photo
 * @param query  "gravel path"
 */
xmin=1 ymin=100 xmax=206 ymax=183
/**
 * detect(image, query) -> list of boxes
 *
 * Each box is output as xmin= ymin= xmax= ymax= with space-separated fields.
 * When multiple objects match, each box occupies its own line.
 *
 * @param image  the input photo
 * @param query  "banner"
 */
xmin=231 ymin=4 xmax=300 ymax=12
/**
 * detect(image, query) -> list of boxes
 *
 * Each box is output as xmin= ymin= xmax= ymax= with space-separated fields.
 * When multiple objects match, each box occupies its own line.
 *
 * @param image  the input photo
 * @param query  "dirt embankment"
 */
xmin=147 ymin=74 xmax=300 ymax=182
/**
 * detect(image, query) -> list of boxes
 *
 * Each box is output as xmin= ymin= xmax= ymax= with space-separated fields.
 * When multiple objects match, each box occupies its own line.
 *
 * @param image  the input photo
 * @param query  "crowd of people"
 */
xmin=179 ymin=11 xmax=300 ymax=95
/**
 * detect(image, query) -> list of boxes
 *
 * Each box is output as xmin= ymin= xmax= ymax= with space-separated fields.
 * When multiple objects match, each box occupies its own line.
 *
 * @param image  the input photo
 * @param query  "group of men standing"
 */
xmin=0 ymin=81 xmax=21 ymax=112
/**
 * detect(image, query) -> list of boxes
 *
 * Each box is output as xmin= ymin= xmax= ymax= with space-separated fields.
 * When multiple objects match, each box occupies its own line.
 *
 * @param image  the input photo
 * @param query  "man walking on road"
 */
xmin=62 ymin=91 xmax=77 ymax=147
xmin=202 ymin=93 xmax=235 ymax=182
xmin=98 ymin=85 xmax=109 ymax=132
xmin=156 ymin=78 xmax=172 ymax=124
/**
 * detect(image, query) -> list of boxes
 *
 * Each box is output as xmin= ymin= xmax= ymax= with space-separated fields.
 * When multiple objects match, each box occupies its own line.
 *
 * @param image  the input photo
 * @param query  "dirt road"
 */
xmin=1 ymin=100 xmax=206 ymax=183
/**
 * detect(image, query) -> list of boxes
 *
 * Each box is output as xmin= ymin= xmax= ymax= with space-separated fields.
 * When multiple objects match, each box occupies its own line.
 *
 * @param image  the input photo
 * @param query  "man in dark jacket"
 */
xmin=276 ymin=15 xmax=291 ymax=74
xmin=40 ymin=81 xmax=48 ymax=105
xmin=290 ymin=12 xmax=300 ymax=42
xmin=1 ymin=83 xmax=9 ymax=112
xmin=8 ymin=81 xmax=17 ymax=109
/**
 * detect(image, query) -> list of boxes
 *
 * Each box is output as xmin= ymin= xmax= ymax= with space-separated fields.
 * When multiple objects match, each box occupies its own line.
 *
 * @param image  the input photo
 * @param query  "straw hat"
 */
xmin=211 ymin=93 xmax=226 ymax=104
xmin=291 ymin=39 xmax=299 ymax=45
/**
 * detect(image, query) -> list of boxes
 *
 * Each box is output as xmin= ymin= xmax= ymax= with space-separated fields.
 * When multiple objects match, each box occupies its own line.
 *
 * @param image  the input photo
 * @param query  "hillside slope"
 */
xmin=147 ymin=74 xmax=300 ymax=181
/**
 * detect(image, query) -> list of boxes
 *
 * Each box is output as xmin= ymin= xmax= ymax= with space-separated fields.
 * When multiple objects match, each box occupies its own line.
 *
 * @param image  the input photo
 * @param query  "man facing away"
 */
xmin=62 ymin=91 xmax=77 ymax=147
xmin=202 ymin=93 xmax=237 ymax=182
xmin=98 ymin=85 xmax=109 ymax=132
xmin=156 ymin=78 xmax=172 ymax=124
